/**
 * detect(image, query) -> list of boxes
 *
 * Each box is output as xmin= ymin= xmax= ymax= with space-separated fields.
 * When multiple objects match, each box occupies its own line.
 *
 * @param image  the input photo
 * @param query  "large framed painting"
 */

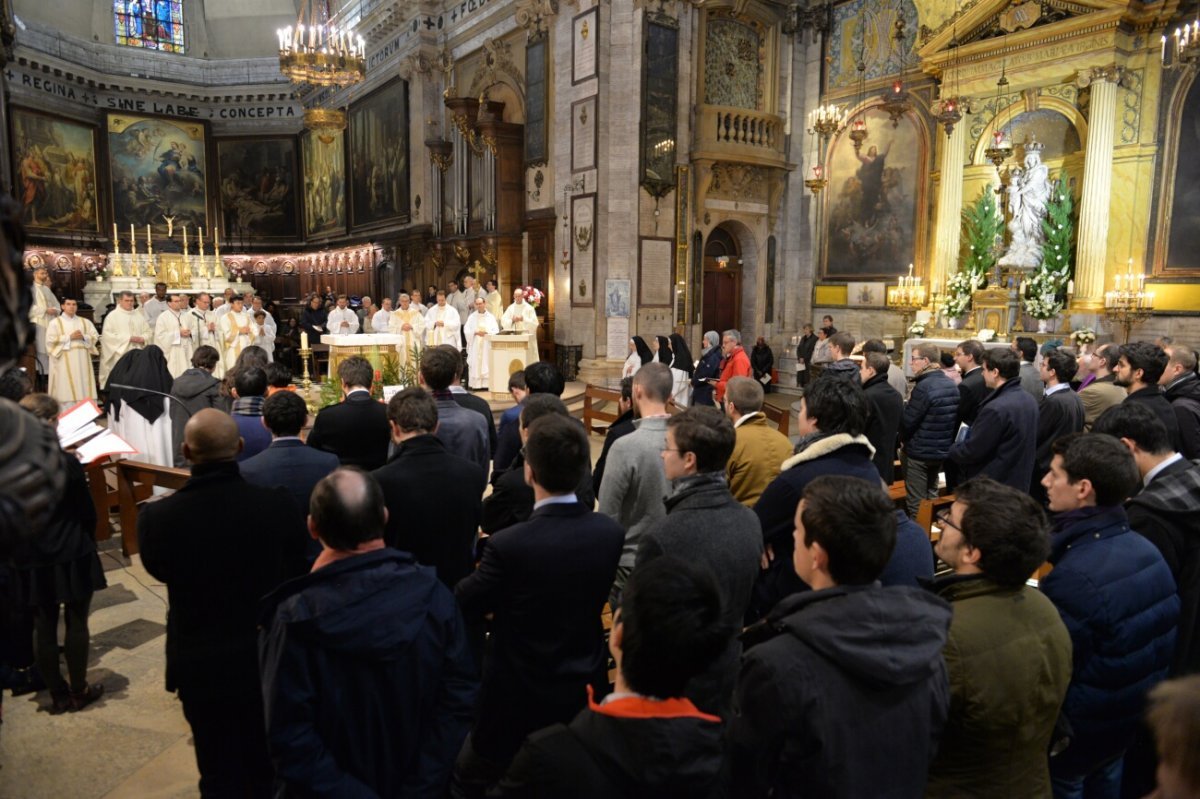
xmin=9 ymin=107 xmax=100 ymax=236
xmin=216 ymin=137 xmax=300 ymax=241
xmin=1157 ymin=72 xmax=1200 ymax=275
xmin=349 ymin=77 xmax=410 ymax=229
xmin=107 ymin=113 xmax=208 ymax=230
xmin=822 ymin=106 xmax=928 ymax=279
xmin=301 ymin=129 xmax=346 ymax=238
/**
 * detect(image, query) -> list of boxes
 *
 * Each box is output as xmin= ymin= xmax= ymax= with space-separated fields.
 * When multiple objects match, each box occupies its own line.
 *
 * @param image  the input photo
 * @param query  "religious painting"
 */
xmin=825 ymin=0 xmax=919 ymax=92
xmin=349 ymin=78 xmax=410 ymax=229
xmin=107 ymin=113 xmax=208 ymax=231
xmin=113 ymin=0 xmax=185 ymax=54
xmin=301 ymin=129 xmax=346 ymax=238
xmin=216 ymin=137 xmax=299 ymax=241
xmin=1159 ymin=75 xmax=1200 ymax=275
xmin=823 ymin=106 xmax=926 ymax=279
xmin=9 ymin=108 xmax=100 ymax=235
xmin=605 ymin=279 xmax=630 ymax=318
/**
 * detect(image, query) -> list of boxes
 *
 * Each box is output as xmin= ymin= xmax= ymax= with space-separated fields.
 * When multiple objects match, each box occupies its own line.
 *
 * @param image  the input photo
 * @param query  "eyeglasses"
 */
xmin=934 ymin=509 xmax=962 ymax=535
xmin=910 ymin=355 xmax=928 ymax=362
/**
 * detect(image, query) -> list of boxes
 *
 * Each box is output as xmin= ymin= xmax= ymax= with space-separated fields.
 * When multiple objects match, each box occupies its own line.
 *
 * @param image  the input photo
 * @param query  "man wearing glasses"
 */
xmin=925 ymin=477 xmax=1072 ymax=798
xmin=899 ymin=342 xmax=960 ymax=518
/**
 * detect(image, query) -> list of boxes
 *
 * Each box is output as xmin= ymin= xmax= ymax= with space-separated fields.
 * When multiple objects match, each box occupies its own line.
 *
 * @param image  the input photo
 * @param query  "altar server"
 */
xmin=99 ymin=290 xmax=151 ymax=388
xmin=153 ymin=294 xmax=199 ymax=378
xmin=218 ymin=296 xmax=259 ymax=372
xmin=45 ymin=298 xmax=99 ymax=404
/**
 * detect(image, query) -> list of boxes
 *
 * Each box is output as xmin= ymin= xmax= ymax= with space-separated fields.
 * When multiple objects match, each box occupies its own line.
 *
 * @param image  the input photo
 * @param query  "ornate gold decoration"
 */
xmin=574 ymin=223 xmax=593 ymax=252
xmin=304 ymin=107 xmax=347 ymax=144
xmin=482 ymin=245 xmax=498 ymax=267
xmin=453 ymin=242 xmax=471 ymax=264
xmin=578 ymin=278 xmax=587 ymax=297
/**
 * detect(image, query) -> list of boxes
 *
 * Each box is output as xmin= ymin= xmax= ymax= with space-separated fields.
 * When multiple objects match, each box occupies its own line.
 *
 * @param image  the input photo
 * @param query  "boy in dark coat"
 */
xmin=496 ymin=556 xmax=730 ymax=798
xmin=949 ymin=347 xmax=1039 ymax=491
xmin=731 ymin=476 xmax=951 ymax=799
xmin=635 ymin=405 xmax=762 ymax=715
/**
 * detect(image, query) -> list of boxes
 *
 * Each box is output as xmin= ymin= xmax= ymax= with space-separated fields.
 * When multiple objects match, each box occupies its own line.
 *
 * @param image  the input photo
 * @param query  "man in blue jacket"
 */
xmin=259 ymin=468 xmax=478 ymax=797
xmin=949 ymin=347 xmax=1039 ymax=491
xmin=900 ymin=341 xmax=959 ymax=518
xmin=1040 ymin=433 xmax=1179 ymax=795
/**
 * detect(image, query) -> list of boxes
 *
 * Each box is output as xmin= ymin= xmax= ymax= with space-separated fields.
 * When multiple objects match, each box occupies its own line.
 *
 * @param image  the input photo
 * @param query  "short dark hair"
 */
xmin=829 ymin=331 xmax=856 ymax=357
xmin=801 ymin=476 xmax=896 ymax=585
xmin=618 ymin=556 xmax=730 ymax=698
xmin=1015 ymin=337 xmax=1038 ymax=362
xmin=1121 ymin=342 xmax=1169 ymax=385
xmin=956 ymin=339 xmax=985 ymax=365
xmin=1051 ymin=433 xmax=1139 ymax=506
xmin=520 ymin=393 xmax=569 ymax=428
xmin=620 ymin=376 xmax=634 ymax=402
xmin=419 ymin=346 xmax=459 ymax=391
xmin=265 ymin=362 xmax=292 ymax=388
xmin=802 ymin=375 xmax=868 ymax=436
xmin=862 ymin=338 xmax=890 ymax=355
xmin=1043 ymin=348 xmax=1078 ymax=384
xmin=633 ymin=362 xmax=673 ymax=403
xmin=508 ymin=370 xmax=527 ymax=392
xmin=1093 ymin=401 xmax=1173 ymax=456
xmin=191 ymin=345 xmax=220 ymax=371
xmin=524 ymin=361 xmax=565 ymax=396
xmin=1095 ymin=343 xmax=1120 ymax=371
xmin=337 ymin=355 xmax=373 ymax=389
xmin=234 ymin=366 xmax=267 ymax=398
xmin=983 ymin=347 xmax=1020 ymax=380
xmin=261 ymin=390 xmax=307 ymax=437
xmin=0 ymin=369 xmax=33 ymax=401
xmin=524 ymin=414 xmax=588 ymax=493
xmin=955 ymin=477 xmax=1050 ymax=587
xmin=668 ymin=406 xmax=735 ymax=473
xmin=387 ymin=386 xmax=438 ymax=433
xmin=309 ymin=468 xmax=386 ymax=550
xmin=863 ymin=351 xmax=891 ymax=376
xmin=939 ymin=350 xmax=955 ymax=369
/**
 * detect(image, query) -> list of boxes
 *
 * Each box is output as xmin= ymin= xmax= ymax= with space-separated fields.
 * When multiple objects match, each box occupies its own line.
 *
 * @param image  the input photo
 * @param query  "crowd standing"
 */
xmin=6 ymin=264 xmax=1200 ymax=799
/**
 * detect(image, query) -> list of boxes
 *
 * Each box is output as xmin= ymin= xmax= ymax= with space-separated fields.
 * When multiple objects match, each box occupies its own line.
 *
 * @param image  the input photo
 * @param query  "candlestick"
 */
xmin=1067 ymin=279 xmax=1074 ymax=295
xmin=300 ymin=330 xmax=309 ymax=350
xmin=197 ymin=226 xmax=204 ymax=257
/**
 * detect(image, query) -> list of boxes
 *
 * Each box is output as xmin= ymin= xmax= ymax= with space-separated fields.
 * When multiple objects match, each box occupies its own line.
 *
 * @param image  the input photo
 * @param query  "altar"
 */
xmin=320 ymin=333 xmax=407 ymax=375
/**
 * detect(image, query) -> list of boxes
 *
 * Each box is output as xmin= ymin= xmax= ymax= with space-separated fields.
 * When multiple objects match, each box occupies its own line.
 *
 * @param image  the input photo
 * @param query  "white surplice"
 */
xmin=190 ymin=308 xmax=224 ymax=378
xmin=45 ymin=313 xmax=98 ymax=404
xmin=326 ymin=307 xmax=360 ymax=336
xmin=424 ymin=304 xmax=461 ymax=347
xmin=501 ymin=301 xmax=540 ymax=366
xmin=29 ymin=282 xmax=61 ymax=375
xmin=464 ymin=310 xmax=499 ymax=390
xmin=154 ymin=309 xmax=198 ymax=378
xmin=388 ymin=307 xmax=425 ymax=369
xmin=99 ymin=308 xmax=151 ymax=388
xmin=218 ymin=310 xmax=259 ymax=370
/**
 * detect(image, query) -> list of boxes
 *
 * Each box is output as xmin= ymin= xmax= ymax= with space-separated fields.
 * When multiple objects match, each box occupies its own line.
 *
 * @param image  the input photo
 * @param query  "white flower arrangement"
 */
xmin=909 ymin=322 xmax=927 ymax=336
xmin=1070 ymin=327 xmax=1097 ymax=346
xmin=943 ymin=269 xmax=986 ymax=318
xmin=1022 ymin=268 xmax=1067 ymax=320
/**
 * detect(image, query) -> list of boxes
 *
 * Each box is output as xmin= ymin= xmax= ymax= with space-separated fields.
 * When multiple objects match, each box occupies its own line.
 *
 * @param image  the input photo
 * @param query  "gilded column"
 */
xmin=1074 ymin=66 xmax=1122 ymax=310
xmin=930 ymin=116 xmax=967 ymax=294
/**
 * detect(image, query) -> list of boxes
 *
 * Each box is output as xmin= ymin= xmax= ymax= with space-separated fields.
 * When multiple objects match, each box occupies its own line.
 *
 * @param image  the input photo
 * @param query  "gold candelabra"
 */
xmin=887 ymin=263 xmax=927 ymax=339
xmin=1104 ymin=265 xmax=1155 ymax=343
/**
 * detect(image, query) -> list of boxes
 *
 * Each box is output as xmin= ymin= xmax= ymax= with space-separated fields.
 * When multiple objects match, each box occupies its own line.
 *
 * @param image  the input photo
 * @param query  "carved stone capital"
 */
xmin=1076 ymin=65 xmax=1125 ymax=89
xmin=515 ymin=0 xmax=558 ymax=38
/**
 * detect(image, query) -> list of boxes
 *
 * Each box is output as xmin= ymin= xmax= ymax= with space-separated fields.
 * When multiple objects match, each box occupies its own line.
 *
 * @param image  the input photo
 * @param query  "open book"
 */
xmin=56 ymin=399 xmax=140 ymax=464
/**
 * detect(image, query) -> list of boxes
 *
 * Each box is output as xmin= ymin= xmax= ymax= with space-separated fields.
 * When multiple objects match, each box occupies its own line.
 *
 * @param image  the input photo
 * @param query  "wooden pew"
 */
xmin=582 ymin=384 xmax=622 ymax=435
xmin=916 ymin=494 xmax=957 ymax=542
xmin=762 ymin=403 xmax=791 ymax=438
xmin=115 ymin=460 xmax=190 ymax=557
xmin=84 ymin=456 xmax=120 ymax=543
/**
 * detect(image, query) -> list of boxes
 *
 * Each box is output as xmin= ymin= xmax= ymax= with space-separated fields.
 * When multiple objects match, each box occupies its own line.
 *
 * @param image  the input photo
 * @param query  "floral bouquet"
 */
xmin=943 ymin=269 xmax=986 ymax=318
xmin=520 ymin=285 xmax=544 ymax=308
xmin=909 ymin=321 xmax=927 ymax=337
xmin=1070 ymin=327 xmax=1097 ymax=347
xmin=1022 ymin=269 xmax=1066 ymax=320
xmin=83 ymin=260 xmax=108 ymax=280
xmin=227 ymin=262 xmax=249 ymax=281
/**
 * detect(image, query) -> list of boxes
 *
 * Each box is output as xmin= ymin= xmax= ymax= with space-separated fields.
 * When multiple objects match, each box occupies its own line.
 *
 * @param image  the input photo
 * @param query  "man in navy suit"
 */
xmin=452 ymin=414 xmax=625 ymax=798
xmin=241 ymin=390 xmax=339 ymax=558
xmin=306 ymin=355 xmax=390 ymax=470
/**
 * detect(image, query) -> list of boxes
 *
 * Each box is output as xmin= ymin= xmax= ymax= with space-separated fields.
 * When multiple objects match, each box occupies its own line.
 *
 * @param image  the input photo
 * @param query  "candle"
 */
xmin=146 ymin=224 xmax=151 ymax=247
xmin=1067 ymin=279 xmax=1074 ymax=294
xmin=113 ymin=223 xmax=120 ymax=255
xmin=1116 ymin=273 xmax=1122 ymax=290
xmin=182 ymin=224 xmax=188 ymax=249
xmin=300 ymin=331 xmax=309 ymax=350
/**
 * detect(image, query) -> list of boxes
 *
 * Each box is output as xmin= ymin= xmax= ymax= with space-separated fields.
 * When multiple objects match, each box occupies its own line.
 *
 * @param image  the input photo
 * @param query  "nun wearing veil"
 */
xmin=105 ymin=345 xmax=175 ymax=467
xmin=621 ymin=336 xmax=654 ymax=379
xmin=669 ymin=333 xmax=695 ymax=408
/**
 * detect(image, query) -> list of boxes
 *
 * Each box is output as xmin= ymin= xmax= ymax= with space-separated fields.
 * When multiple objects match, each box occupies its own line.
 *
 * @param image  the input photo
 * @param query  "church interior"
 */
xmin=4 ymin=0 xmax=1200 ymax=795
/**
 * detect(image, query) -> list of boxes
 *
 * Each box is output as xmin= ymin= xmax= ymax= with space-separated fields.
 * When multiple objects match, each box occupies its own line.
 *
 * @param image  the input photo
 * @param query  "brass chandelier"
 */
xmin=277 ymin=0 xmax=366 ymax=139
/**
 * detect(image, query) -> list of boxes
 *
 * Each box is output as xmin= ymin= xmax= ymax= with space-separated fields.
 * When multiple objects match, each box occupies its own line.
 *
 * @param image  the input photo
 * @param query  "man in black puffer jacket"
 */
xmin=495 ymin=557 xmax=730 ymax=799
xmin=900 ymin=341 xmax=959 ymax=518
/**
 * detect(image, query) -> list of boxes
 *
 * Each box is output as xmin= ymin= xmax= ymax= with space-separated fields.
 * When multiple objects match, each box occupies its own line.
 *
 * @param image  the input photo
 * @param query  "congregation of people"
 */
xmin=7 ymin=269 xmax=1200 ymax=799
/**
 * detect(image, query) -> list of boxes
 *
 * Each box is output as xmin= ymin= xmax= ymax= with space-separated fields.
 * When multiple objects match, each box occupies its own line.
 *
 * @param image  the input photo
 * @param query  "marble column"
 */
xmin=1074 ymin=66 xmax=1122 ymax=311
xmin=930 ymin=114 xmax=967 ymax=295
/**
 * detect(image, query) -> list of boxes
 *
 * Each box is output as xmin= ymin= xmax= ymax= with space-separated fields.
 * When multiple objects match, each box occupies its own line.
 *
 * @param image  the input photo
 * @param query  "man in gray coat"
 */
xmin=599 ymin=362 xmax=673 ymax=605
xmin=634 ymin=405 xmax=762 ymax=715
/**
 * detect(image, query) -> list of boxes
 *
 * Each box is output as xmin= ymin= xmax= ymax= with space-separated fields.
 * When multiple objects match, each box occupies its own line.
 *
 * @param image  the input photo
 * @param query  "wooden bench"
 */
xmin=582 ymin=384 xmax=622 ymax=435
xmin=115 ymin=460 xmax=191 ymax=557
xmin=762 ymin=403 xmax=791 ymax=438
xmin=916 ymin=494 xmax=957 ymax=542
xmin=84 ymin=457 xmax=120 ymax=543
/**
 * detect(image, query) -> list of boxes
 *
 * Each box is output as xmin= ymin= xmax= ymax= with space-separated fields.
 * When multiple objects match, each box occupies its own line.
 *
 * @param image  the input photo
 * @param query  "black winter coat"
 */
xmin=593 ymin=410 xmax=635 ymax=496
xmin=259 ymin=548 xmax=477 ymax=797
xmin=957 ymin=367 xmax=988 ymax=426
xmin=863 ymin=372 xmax=903 ymax=482
xmin=1126 ymin=386 xmax=1183 ymax=453
xmin=796 ymin=334 xmax=817 ymax=366
xmin=692 ymin=348 xmax=723 ymax=408
xmin=949 ymin=379 xmax=1039 ymax=492
xmin=1034 ymin=386 xmax=1085 ymax=478
xmin=901 ymin=368 xmax=960 ymax=461
xmin=482 ymin=451 xmax=596 ymax=534
xmin=1165 ymin=373 xmax=1200 ymax=460
xmin=730 ymin=585 xmax=952 ymax=799
xmin=750 ymin=345 xmax=773 ymax=380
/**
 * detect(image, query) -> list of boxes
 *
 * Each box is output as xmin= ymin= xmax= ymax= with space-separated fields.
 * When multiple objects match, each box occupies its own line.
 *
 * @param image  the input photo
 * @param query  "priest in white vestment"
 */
xmin=327 ymin=295 xmax=360 ymax=336
xmin=218 ymin=297 xmax=259 ymax=371
xmin=424 ymin=291 xmax=461 ymax=347
xmin=141 ymin=282 xmax=170 ymax=328
xmin=501 ymin=288 xmax=540 ymax=366
xmin=388 ymin=293 xmax=425 ymax=369
xmin=464 ymin=297 xmax=499 ymax=390
xmin=28 ymin=266 xmax=61 ymax=377
xmin=251 ymin=297 xmax=277 ymax=362
xmin=372 ymin=298 xmax=393 ymax=337
xmin=99 ymin=291 xmax=151 ymax=388
xmin=410 ymin=290 xmax=428 ymax=315
xmin=154 ymin=294 xmax=198 ymax=378
xmin=45 ymin=298 xmax=98 ymax=404
xmin=484 ymin=280 xmax=503 ymax=320
xmin=190 ymin=293 xmax=224 ymax=378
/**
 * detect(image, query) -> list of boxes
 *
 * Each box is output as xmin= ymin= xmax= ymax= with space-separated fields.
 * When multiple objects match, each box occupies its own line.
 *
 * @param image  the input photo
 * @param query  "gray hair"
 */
xmin=398 ymin=293 xmax=410 ymax=302
xmin=361 ymin=296 xmax=372 ymax=305
xmin=722 ymin=329 xmax=741 ymax=344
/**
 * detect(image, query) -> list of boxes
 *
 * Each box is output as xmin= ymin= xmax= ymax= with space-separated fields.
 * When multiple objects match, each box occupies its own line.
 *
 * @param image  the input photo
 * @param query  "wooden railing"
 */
xmin=693 ymin=105 xmax=787 ymax=167
xmin=582 ymin=384 xmax=623 ymax=435
xmin=115 ymin=460 xmax=191 ymax=557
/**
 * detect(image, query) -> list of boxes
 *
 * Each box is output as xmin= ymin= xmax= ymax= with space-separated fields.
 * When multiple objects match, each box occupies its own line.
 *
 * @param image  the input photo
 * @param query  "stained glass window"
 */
xmin=114 ymin=1 xmax=185 ymax=54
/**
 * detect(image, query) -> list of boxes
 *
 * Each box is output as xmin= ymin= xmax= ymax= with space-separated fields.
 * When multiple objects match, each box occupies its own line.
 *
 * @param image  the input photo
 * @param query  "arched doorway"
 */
xmin=702 ymin=226 xmax=741 ymax=334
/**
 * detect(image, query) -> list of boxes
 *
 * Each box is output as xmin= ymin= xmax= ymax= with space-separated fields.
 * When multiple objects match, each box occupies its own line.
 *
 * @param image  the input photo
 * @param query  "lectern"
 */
xmin=489 ymin=333 xmax=532 ymax=394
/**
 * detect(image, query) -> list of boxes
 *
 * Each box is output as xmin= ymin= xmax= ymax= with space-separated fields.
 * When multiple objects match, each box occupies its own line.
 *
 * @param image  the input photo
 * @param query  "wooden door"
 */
xmin=703 ymin=267 xmax=740 ymax=333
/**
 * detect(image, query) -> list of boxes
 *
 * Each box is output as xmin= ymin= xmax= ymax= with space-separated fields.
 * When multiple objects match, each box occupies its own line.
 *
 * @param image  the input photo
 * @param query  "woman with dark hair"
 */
xmin=623 ymin=336 xmax=654 ymax=378
xmin=692 ymin=331 xmax=722 ymax=408
xmin=299 ymin=294 xmax=328 ymax=343
xmin=752 ymin=336 xmax=775 ymax=393
xmin=668 ymin=333 xmax=695 ymax=408
xmin=106 ymin=345 xmax=175 ymax=467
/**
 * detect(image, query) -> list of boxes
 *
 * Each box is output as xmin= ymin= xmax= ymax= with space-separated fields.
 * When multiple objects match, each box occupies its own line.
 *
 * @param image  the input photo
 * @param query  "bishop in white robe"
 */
xmin=28 ymin=266 xmax=61 ymax=376
xmin=464 ymin=298 xmax=499 ymax=390
xmin=99 ymin=292 xmax=151 ymax=388
xmin=154 ymin=295 xmax=198 ymax=378
xmin=389 ymin=295 xmax=425 ymax=369
xmin=218 ymin=299 xmax=260 ymax=371
xmin=501 ymin=289 xmax=540 ymax=367
xmin=424 ymin=294 xmax=461 ymax=348
xmin=45 ymin=299 xmax=98 ymax=404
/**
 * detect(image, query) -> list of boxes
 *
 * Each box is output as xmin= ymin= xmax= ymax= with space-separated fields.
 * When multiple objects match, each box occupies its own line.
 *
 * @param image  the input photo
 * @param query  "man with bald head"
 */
xmin=139 ymin=408 xmax=307 ymax=797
